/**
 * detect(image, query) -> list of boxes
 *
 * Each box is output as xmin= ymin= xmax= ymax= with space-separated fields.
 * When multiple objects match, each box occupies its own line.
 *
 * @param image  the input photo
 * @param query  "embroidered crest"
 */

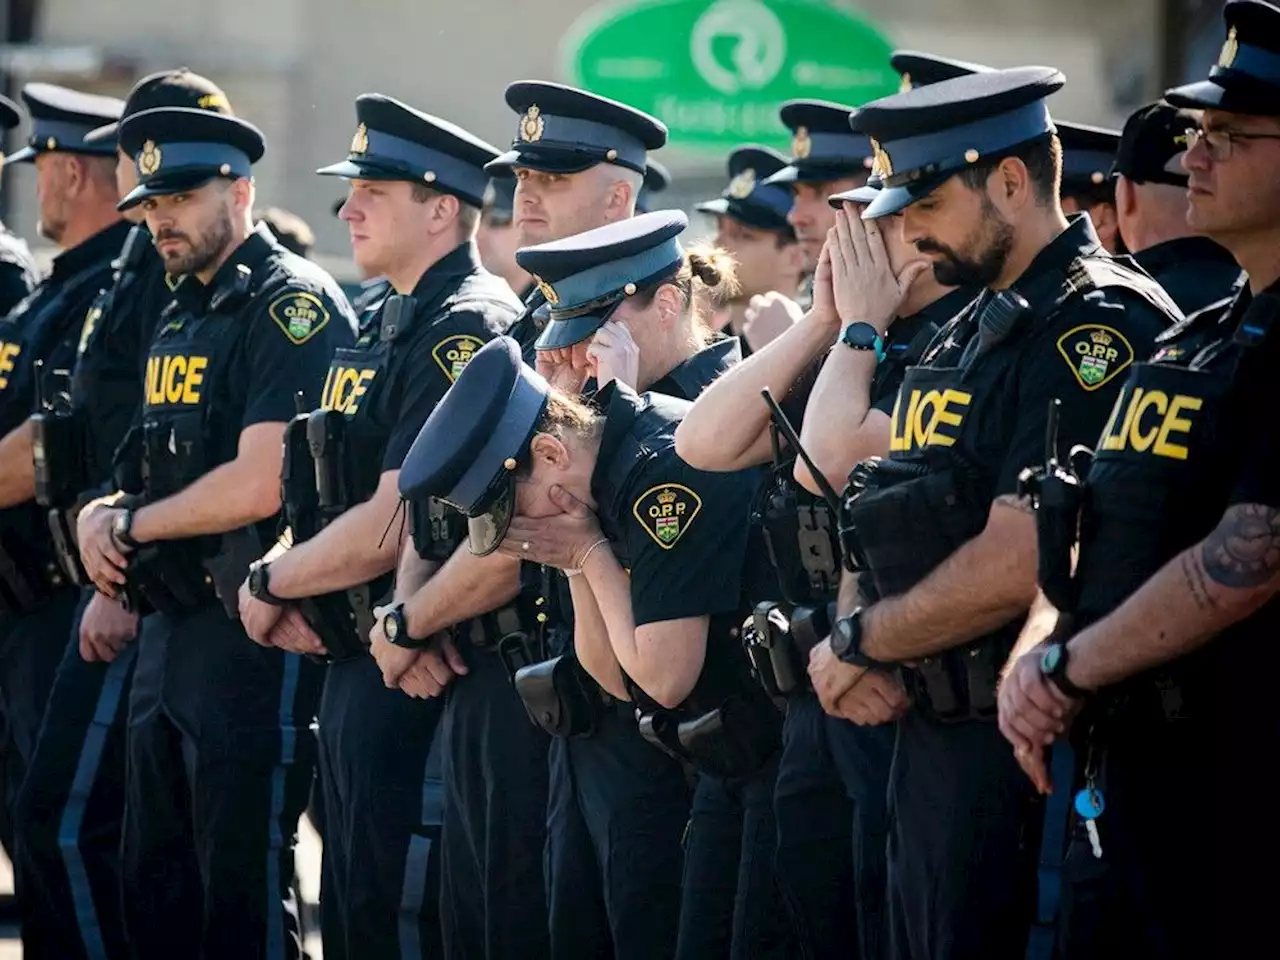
xmin=137 ymin=140 xmax=162 ymax=177
xmin=1219 ymin=26 xmax=1238 ymax=69
xmin=432 ymin=334 xmax=485 ymax=382
xmin=632 ymin=483 xmax=702 ymax=549
xmin=268 ymin=291 xmax=331 ymax=345
xmin=727 ymin=168 xmax=756 ymax=199
xmin=1056 ymin=323 xmax=1134 ymax=391
xmin=351 ymin=123 xmax=369 ymax=155
xmin=521 ymin=105 xmax=545 ymax=143
xmin=870 ymin=138 xmax=893 ymax=180
xmin=197 ymin=93 xmax=230 ymax=112
xmin=533 ymin=274 xmax=559 ymax=306
xmin=792 ymin=126 xmax=812 ymax=160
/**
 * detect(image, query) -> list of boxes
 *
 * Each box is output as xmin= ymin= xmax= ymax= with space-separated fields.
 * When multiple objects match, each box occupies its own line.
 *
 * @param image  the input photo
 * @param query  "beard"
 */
xmin=155 ymin=210 xmax=233 ymax=276
xmin=36 ymin=214 xmax=66 ymax=245
xmin=916 ymin=200 xmax=1015 ymax=289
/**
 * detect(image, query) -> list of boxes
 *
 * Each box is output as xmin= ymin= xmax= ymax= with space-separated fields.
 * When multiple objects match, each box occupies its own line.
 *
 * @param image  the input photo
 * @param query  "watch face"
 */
xmin=384 ymin=612 xmax=400 ymax=641
xmin=832 ymin=616 xmax=853 ymax=655
xmin=1041 ymin=644 xmax=1062 ymax=674
xmin=843 ymin=323 xmax=879 ymax=349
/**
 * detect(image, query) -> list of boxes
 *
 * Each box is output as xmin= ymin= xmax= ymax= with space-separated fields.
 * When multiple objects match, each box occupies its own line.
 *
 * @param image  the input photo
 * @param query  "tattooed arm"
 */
xmin=1063 ymin=504 xmax=1280 ymax=691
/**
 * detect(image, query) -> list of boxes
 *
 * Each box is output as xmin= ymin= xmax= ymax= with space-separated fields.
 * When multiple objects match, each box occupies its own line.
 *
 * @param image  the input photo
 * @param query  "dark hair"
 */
xmin=956 ymin=133 xmax=1062 ymax=206
xmin=630 ymin=243 xmax=742 ymax=344
xmin=256 ymin=206 xmax=315 ymax=258
xmin=1063 ymin=181 xmax=1116 ymax=211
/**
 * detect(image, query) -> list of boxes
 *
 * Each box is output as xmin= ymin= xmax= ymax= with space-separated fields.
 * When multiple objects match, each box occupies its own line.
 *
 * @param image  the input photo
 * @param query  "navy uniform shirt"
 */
xmin=0 ymin=221 xmax=38 ymax=317
xmin=1132 ymin=236 xmax=1243 ymax=317
xmin=639 ymin=337 xmax=740 ymax=402
xmin=506 ymin=288 xmax=548 ymax=364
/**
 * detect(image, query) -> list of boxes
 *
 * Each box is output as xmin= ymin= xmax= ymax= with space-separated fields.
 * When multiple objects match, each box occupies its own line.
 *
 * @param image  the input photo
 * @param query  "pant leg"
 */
xmin=887 ymin=712 xmax=1041 ymax=960
xmin=570 ymin=705 xmax=690 ymax=960
xmin=731 ymin=755 xmax=792 ymax=960
xmin=676 ymin=772 xmax=742 ymax=960
xmin=317 ymin=668 xmax=350 ymax=960
xmin=545 ymin=736 xmax=612 ymax=960
xmin=439 ymin=643 xmax=550 ymax=960
xmin=827 ymin=714 xmax=895 ymax=960
xmin=14 ymin=588 xmax=136 ymax=960
xmin=772 ymin=693 xmax=855 ymax=959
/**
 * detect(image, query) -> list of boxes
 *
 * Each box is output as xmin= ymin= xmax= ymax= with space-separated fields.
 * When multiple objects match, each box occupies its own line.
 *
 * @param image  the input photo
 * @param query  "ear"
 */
xmin=997 ymin=156 xmax=1032 ymax=208
xmin=608 ymin=178 xmax=635 ymax=218
xmin=1115 ymin=176 xmax=1136 ymax=220
xmin=63 ymin=155 xmax=87 ymax=196
xmin=529 ymin=433 xmax=572 ymax=471
xmin=431 ymin=192 xmax=461 ymax=234
xmin=231 ymin=177 xmax=255 ymax=217
xmin=654 ymin=282 xmax=683 ymax=326
xmin=1090 ymin=201 xmax=1121 ymax=254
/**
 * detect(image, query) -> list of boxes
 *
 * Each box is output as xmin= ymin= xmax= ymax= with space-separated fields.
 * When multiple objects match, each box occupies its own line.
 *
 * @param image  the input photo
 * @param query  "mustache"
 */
xmin=914 ymin=238 xmax=956 ymax=257
xmin=154 ymin=229 xmax=191 ymax=245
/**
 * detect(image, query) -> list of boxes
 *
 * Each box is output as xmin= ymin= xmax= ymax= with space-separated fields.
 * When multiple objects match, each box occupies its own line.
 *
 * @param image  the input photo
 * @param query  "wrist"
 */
xmin=1040 ymin=638 xmax=1093 ymax=699
xmin=111 ymin=507 xmax=141 ymax=551
xmin=127 ymin=504 xmax=156 ymax=545
xmin=831 ymin=607 xmax=889 ymax=668
xmin=247 ymin=561 xmax=287 ymax=606
xmin=382 ymin=601 xmax=430 ymax=650
xmin=839 ymin=321 xmax=886 ymax=362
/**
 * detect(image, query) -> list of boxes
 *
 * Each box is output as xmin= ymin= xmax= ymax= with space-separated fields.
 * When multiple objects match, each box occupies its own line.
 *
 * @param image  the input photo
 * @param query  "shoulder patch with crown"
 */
xmin=1056 ymin=323 xmax=1134 ymax=391
xmin=632 ymin=483 xmax=702 ymax=549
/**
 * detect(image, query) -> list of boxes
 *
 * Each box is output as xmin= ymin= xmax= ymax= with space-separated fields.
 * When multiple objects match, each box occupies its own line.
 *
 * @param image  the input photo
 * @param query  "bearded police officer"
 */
xmin=1111 ymin=100 xmax=1244 ymax=314
xmin=74 ymin=105 xmax=356 ymax=958
xmin=11 ymin=69 xmax=234 ymax=960
xmin=803 ymin=67 xmax=1181 ymax=959
xmin=237 ymin=93 xmax=521 ymax=960
xmin=0 ymin=94 xmax=38 ymax=315
xmin=1000 ymin=3 xmax=1280 ymax=956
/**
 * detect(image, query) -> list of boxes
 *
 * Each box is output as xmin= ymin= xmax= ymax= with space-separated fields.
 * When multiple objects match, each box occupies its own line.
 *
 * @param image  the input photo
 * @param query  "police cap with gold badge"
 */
xmin=487 ymin=80 xmax=668 ymax=176
xmin=484 ymin=174 xmax=517 ymax=223
xmin=0 ymin=94 xmax=22 ymax=131
xmin=697 ymin=145 xmax=794 ymax=233
xmin=516 ymin=209 xmax=688 ymax=351
xmin=1111 ymin=101 xmax=1195 ymax=187
xmin=84 ymin=68 xmax=232 ymax=145
xmin=116 ymin=106 xmax=265 ymax=211
xmin=848 ymin=65 xmax=1065 ymax=220
xmin=4 ymin=83 xmax=124 ymax=164
xmin=399 ymin=335 xmax=550 ymax=556
xmin=762 ymin=99 xmax=874 ymax=186
xmin=1165 ymin=0 xmax=1280 ymax=116
xmin=317 ymin=94 xmax=499 ymax=208
xmin=1056 ymin=121 xmax=1121 ymax=197
xmin=636 ymin=158 xmax=671 ymax=214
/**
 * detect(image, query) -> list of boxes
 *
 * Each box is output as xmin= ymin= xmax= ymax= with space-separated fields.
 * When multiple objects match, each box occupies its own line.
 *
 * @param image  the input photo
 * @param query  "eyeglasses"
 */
xmin=1185 ymin=126 xmax=1280 ymax=162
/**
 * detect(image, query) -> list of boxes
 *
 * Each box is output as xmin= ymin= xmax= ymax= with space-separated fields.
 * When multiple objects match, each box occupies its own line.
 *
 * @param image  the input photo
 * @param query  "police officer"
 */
xmin=11 ymin=68 xmax=234 ymax=960
xmin=0 ymin=82 xmax=128 ymax=875
xmin=636 ymin=157 xmax=670 ymax=214
xmin=804 ymin=67 xmax=1181 ymax=959
xmin=1111 ymin=100 xmax=1243 ymax=314
xmin=74 ymin=105 xmax=356 ymax=958
xmin=368 ymin=82 xmax=666 ymax=960
xmin=514 ymin=212 xmax=746 ymax=959
xmin=0 ymin=94 xmax=38 ymax=315
xmin=476 ymin=175 xmax=533 ymax=299
xmin=999 ymin=3 xmax=1280 ymax=955
xmin=695 ymin=145 xmax=805 ymax=352
xmin=237 ymin=92 xmax=521 ymax=960
xmin=1057 ymin=121 xmax=1124 ymax=253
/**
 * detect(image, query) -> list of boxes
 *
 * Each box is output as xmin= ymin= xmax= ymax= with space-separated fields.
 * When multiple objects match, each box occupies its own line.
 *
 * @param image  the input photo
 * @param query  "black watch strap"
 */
xmin=1040 ymin=642 xmax=1091 ymax=699
xmin=248 ymin=562 xmax=286 ymax=606
xmin=384 ymin=603 xmax=431 ymax=650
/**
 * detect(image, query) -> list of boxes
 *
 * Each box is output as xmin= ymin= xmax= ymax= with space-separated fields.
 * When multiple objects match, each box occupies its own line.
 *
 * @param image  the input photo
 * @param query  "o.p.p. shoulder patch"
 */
xmin=1055 ymin=324 xmax=1134 ymax=392
xmin=269 ymin=291 xmax=331 ymax=345
xmin=432 ymin=334 xmax=485 ymax=382
xmin=632 ymin=483 xmax=702 ymax=550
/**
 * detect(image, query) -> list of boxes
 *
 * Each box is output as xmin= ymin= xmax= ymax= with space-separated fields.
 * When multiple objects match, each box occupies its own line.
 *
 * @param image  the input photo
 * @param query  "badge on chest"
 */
xmin=633 ymin=483 xmax=702 ymax=549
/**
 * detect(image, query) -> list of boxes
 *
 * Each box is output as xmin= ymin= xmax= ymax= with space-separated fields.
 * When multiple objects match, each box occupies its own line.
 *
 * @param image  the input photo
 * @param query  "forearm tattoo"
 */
xmin=1199 ymin=504 xmax=1280 ymax=589
xmin=1180 ymin=552 xmax=1218 ymax=612
xmin=995 ymin=493 xmax=1034 ymax=515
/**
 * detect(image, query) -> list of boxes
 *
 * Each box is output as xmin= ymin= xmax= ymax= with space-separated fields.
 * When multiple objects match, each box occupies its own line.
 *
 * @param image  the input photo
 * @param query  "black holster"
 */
xmin=299 ymin=589 xmax=376 ymax=661
xmin=126 ymin=543 xmax=213 ymax=618
xmin=45 ymin=500 xmax=91 ymax=588
xmin=901 ymin=636 xmax=1005 ymax=723
xmin=513 ymin=653 xmax=603 ymax=738
xmin=639 ymin=694 xmax=781 ymax=780
xmin=202 ymin=525 xmax=264 ymax=619
xmin=744 ymin=602 xmax=804 ymax=698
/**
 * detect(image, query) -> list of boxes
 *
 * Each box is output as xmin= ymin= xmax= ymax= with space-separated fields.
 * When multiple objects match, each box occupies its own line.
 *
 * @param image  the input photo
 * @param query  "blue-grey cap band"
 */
xmin=542 ymin=237 xmax=684 ymax=312
xmin=513 ymin=113 xmax=646 ymax=169
xmin=880 ymin=100 xmax=1055 ymax=188
xmin=743 ymin=182 xmax=793 ymax=219
xmin=32 ymin=118 xmax=114 ymax=152
xmin=798 ymin=131 xmax=871 ymax=164
xmin=136 ymin=141 xmax=252 ymax=181
xmin=361 ymin=128 xmax=489 ymax=199
xmin=448 ymin=369 xmax=549 ymax=514
xmin=1063 ymin=150 xmax=1116 ymax=185
xmin=1215 ymin=42 xmax=1280 ymax=84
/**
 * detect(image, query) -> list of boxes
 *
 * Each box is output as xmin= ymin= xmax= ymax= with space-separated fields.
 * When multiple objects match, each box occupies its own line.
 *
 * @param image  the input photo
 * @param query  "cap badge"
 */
xmin=137 ymin=141 xmax=163 ymax=177
xmin=197 ymin=93 xmax=229 ymax=111
xmin=727 ymin=168 xmax=756 ymax=199
xmin=870 ymin=139 xmax=894 ymax=179
xmin=351 ymin=123 xmax=369 ymax=156
xmin=533 ymin=274 xmax=559 ymax=305
xmin=521 ymin=104 xmax=545 ymax=143
xmin=1219 ymin=26 xmax=1238 ymax=69
xmin=792 ymin=126 xmax=812 ymax=160
xmin=899 ymin=73 xmax=913 ymax=93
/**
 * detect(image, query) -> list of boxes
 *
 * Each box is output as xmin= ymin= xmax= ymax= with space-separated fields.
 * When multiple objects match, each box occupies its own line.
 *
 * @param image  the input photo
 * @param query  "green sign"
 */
xmin=562 ymin=0 xmax=899 ymax=153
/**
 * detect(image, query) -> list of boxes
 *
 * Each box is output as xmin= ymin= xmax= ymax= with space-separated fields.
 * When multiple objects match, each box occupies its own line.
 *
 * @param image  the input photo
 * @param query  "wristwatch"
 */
xmin=830 ymin=608 xmax=883 ymax=668
xmin=840 ymin=322 xmax=885 ymax=363
xmin=111 ymin=508 xmax=139 ymax=551
xmin=247 ymin=562 xmax=286 ymax=606
xmin=1039 ymin=641 xmax=1091 ymax=700
xmin=381 ymin=602 xmax=431 ymax=650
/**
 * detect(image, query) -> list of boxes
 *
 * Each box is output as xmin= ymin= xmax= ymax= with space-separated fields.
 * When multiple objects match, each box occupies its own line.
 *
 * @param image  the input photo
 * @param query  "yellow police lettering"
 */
xmin=181 ymin=357 xmax=206 ymax=404
xmin=647 ymin=500 xmax=689 ymax=519
xmin=0 ymin=341 xmax=20 ymax=390
xmin=145 ymin=354 xmax=207 ymax=406
xmin=890 ymin=387 xmax=971 ymax=452
xmin=1152 ymin=394 xmax=1201 ymax=460
xmin=322 ymin=365 xmax=377 ymax=415
xmin=164 ymin=355 xmax=186 ymax=403
xmin=1099 ymin=386 xmax=1201 ymax=460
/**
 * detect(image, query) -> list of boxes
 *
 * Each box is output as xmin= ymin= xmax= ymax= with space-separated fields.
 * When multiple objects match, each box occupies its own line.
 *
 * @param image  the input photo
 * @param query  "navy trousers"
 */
xmin=120 ymin=603 xmax=323 ymax=960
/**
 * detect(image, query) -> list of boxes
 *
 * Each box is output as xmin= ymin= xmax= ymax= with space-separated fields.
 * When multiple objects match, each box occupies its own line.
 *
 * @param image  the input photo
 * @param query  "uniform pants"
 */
xmin=13 ymin=588 xmax=136 ymax=960
xmin=439 ymin=643 xmax=550 ymax=960
xmin=121 ymin=604 xmax=322 ymax=960
xmin=545 ymin=705 xmax=690 ymax=960
xmin=676 ymin=753 xmax=792 ymax=960
xmin=772 ymin=694 xmax=857 ymax=959
xmin=887 ymin=711 xmax=1041 ymax=960
xmin=318 ymin=653 xmax=444 ymax=960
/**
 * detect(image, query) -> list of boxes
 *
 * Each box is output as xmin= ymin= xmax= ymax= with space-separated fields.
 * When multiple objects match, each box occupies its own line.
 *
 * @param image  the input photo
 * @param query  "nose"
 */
xmin=1182 ymin=135 xmax=1211 ymax=173
xmin=339 ymin=194 xmax=358 ymax=223
xmin=899 ymin=209 xmax=924 ymax=244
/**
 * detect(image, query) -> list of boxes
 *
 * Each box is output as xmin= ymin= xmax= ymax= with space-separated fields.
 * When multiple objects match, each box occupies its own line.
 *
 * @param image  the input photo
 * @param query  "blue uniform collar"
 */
xmin=1006 ymin=214 xmax=1103 ymax=292
xmin=648 ymin=338 xmax=742 ymax=401
xmin=408 ymin=240 xmax=483 ymax=305
xmin=589 ymin=381 xmax=642 ymax=505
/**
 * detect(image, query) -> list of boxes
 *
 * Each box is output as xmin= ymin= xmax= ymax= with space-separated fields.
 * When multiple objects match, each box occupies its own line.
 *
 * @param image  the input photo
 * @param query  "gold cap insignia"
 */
xmin=138 ymin=140 xmax=162 ymax=177
xmin=521 ymin=105 xmax=545 ymax=143
xmin=351 ymin=123 xmax=369 ymax=155
xmin=1219 ymin=26 xmax=1239 ymax=69
xmin=534 ymin=274 xmax=559 ymax=305
xmin=792 ymin=125 xmax=812 ymax=160
xmin=1090 ymin=329 xmax=1113 ymax=346
xmin=899 ymin=73 xmax=913 ymax=93
xmin=197 ymin=93 xmax=229 ymax=111
xmin=727 ymin=168 xmax=756 ymax=199
xmin=870 ymin=139 xmax=893 ymax=179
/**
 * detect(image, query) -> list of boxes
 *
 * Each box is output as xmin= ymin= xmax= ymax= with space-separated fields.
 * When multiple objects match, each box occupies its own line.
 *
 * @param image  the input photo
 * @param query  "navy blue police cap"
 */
xmin=487 ymin=81 xmax=668 ymax=176
xmin=636 ymin=158 xmax=671 ymax=214
xmin=848 ymin=65 xmax=1065 ymax=220
xmin=399 ymin=336 xmax=550 ymax=556
xmin=117 ymin=106 xmax=265 ymax=211
xmin=85 ymin=68 xmax=232 ymax=145
xmin=484 ymin=175 xmax=517 ymax=221
xmin=4 ymin=83 xmax=124 ymax=164
xmin=762 ymin=99 xmax=874 ymax=187
xmin=1166 ymin=1 xmax=1280 ymax=116
xmin=830 ymin=52 xmax=988 ymax=209
xmin=697 ymin=145 xmax=794 ymax=233
xmin=1111 ymin=101 xmax=1194 ymax=187
xmin=317 ymin=94 xmax=499 ymax=209
xmin=0 ymin=95 xmax=23 ymax=131
xmin=516 ymin=209 xmax=688 ymax=351
xmin=1056 ymin=121 xmax=1121 ymax=197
